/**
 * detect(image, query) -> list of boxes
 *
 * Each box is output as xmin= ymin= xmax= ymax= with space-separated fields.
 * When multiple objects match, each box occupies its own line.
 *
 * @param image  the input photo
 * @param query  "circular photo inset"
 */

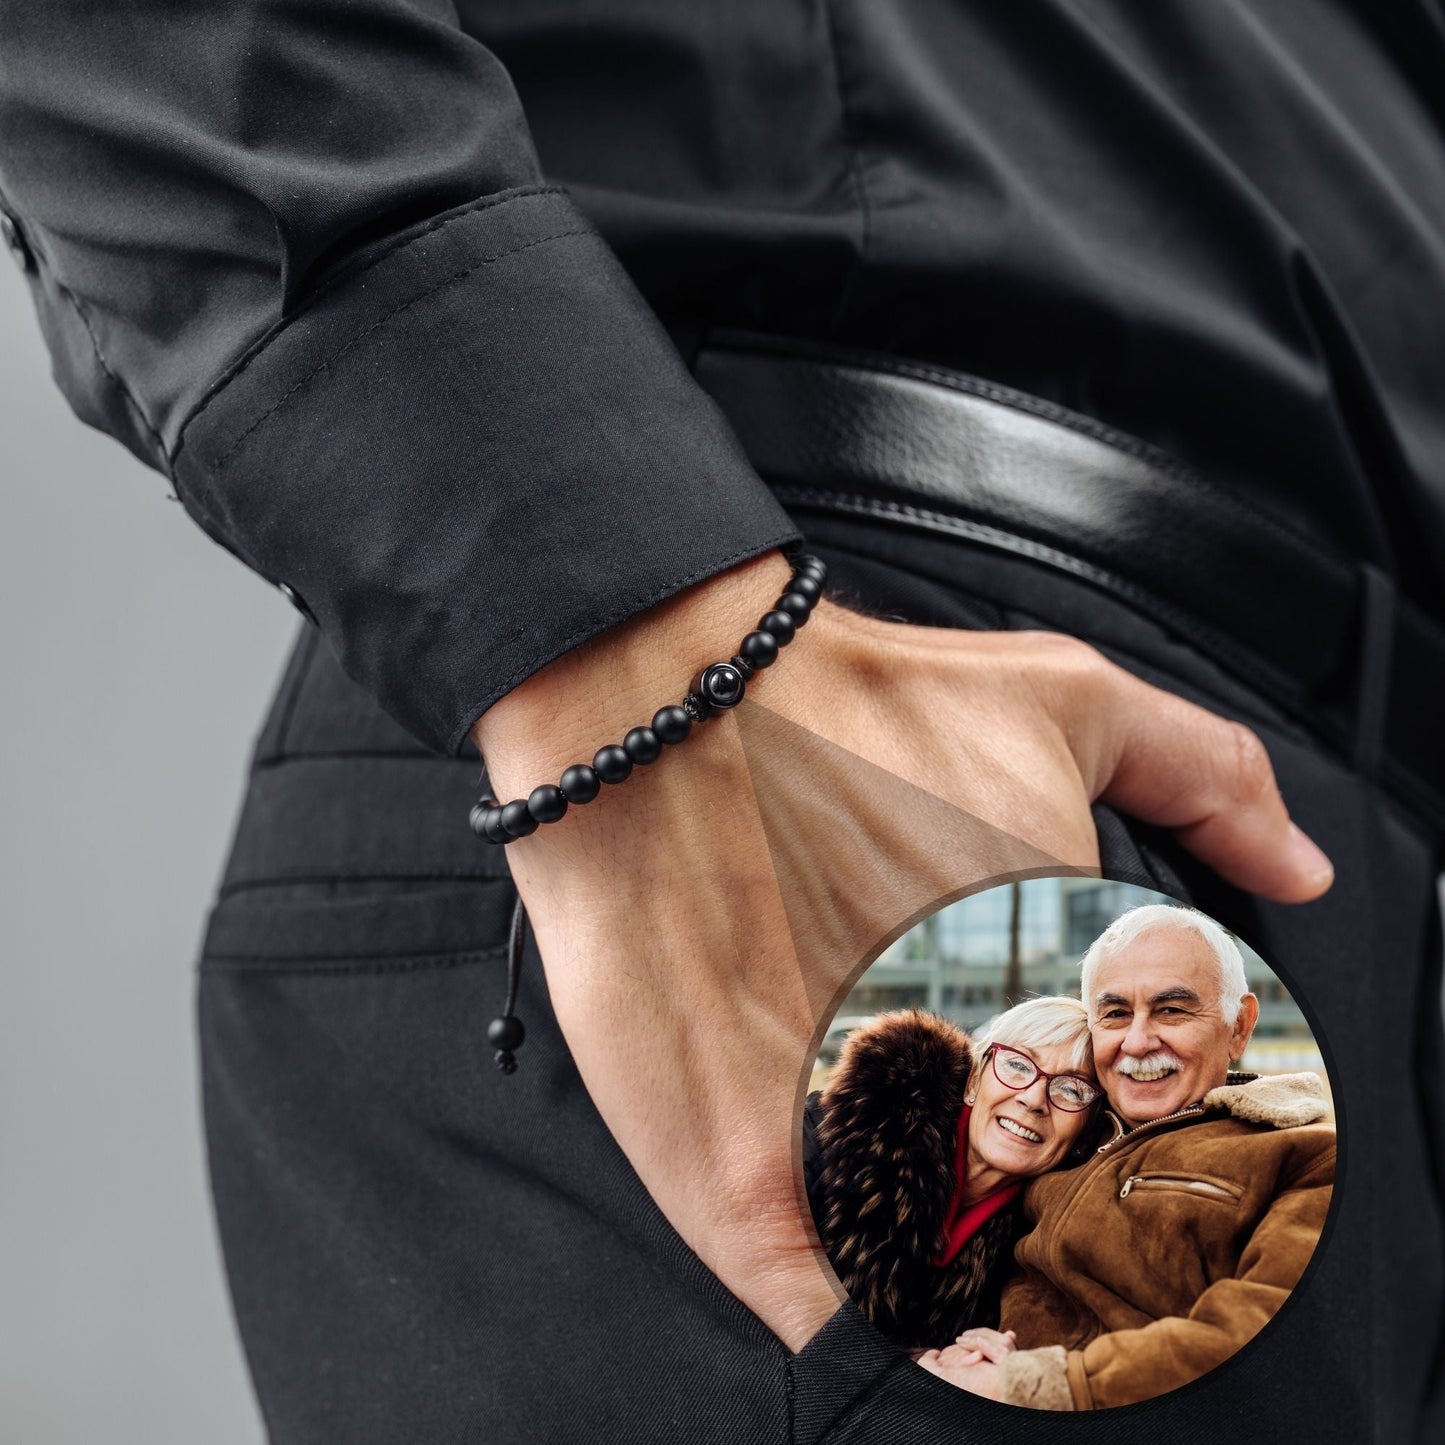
xmin=801 ymin=878 xmax=1335 ymax=1411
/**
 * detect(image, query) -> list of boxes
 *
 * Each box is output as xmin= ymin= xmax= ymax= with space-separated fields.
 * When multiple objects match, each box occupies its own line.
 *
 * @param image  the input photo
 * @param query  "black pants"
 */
xmin=198 ymin=509 xmax=1445 ymax=1443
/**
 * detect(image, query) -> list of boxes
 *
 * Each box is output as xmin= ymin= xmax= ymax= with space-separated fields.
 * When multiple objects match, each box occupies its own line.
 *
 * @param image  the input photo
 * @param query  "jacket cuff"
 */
xmin=172 ymin=186 xmax=801 ymax=755
xmin=998 ymin=1346 xmax=1074 ymax=1411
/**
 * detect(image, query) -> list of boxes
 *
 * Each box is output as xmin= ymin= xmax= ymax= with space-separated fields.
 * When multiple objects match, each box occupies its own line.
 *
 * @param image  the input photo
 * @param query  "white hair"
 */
xmin=1078 ymin=904 xmax=1250 ymax=1026
xmin=971 ymin=993 xmax=1093 ymax=1077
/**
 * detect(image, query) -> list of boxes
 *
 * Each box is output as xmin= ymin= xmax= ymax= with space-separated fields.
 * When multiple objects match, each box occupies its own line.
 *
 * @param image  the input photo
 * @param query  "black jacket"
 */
xmin=3 ymin=2 xmax=1444 ymax=754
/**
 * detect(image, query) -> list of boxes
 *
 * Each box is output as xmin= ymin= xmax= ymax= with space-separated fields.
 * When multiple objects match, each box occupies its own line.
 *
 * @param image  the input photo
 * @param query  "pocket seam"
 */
xmin=198 ymin=945 xmax=506 ymax=978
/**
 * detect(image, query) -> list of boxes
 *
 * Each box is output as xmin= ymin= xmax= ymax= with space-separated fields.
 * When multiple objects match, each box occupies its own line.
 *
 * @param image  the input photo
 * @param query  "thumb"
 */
xmin=1085 ymin=661 xmax=1333 ymax=904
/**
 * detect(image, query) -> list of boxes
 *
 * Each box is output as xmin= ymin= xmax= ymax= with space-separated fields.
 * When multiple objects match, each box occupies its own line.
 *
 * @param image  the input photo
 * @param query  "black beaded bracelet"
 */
xmin=472 ymin=548 xmax=827 ymax=1072
xmin=468 ymin=549 xmax=827 ymax=845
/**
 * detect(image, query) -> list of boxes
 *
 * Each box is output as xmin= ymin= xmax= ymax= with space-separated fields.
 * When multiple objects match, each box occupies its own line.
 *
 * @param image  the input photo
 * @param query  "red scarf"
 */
xmin=932 ymin=1104 xmax=1025 ymax=1268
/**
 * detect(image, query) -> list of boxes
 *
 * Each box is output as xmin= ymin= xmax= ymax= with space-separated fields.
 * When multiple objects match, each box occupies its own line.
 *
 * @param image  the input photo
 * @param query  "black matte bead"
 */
xmin=501 ymin=799 xmax=539 ymax=838
xmin=559 ymin=763 xmax=601 ymax=804
xmin=759 ymin=609 xmax=796 ymax=644
xmin=791 ymin=572 xmax=822 ymax=600
xmin=622 ymin=726 xmax=661 ymax=763
xmin=594 ymin=745 xmax=633 ymax=783
xmin=696 ymin=661 xmax=746 ymax=710
xmin=528 ymin=784 xmax=568 ymax=824
xmin=488 ymin=1014 xmax=526 ymax=1050
xmin=483 ymin=808 xmax=511 ymax=845
xmin=652 ymin=705 xmax=692 ymax=744
xmin=778 ymin=592 xmax=811 ymax=621
xmin=740 ymin=630 xmax=780 ymax=668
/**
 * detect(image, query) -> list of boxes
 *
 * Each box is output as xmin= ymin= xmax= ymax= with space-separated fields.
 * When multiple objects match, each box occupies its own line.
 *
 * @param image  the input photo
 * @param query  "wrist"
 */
xmin=469 ymin=548 xmax=821 ymax=806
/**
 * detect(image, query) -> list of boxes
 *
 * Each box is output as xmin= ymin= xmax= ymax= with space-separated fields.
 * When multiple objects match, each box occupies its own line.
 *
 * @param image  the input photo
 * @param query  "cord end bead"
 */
xmin=489 ymin=1014 xmax=526 ymax=1050
xmin=489 ymin=1013 xmax=525 ymax=1073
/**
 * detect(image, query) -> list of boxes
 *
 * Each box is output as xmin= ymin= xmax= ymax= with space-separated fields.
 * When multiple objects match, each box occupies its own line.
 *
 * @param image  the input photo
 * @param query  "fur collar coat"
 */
xmin=802 ymin=1008 xmax=1037 ymax=1351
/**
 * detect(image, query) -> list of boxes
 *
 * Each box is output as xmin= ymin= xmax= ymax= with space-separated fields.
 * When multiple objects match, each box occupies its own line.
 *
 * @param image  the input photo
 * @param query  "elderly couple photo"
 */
xmin=803 ymin=897 xmax=1336 ymax=1411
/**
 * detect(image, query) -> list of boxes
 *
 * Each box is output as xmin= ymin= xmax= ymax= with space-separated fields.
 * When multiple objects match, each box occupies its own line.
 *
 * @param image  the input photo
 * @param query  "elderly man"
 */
xmin=921 ymin=903 xmax=1335 ymax=1410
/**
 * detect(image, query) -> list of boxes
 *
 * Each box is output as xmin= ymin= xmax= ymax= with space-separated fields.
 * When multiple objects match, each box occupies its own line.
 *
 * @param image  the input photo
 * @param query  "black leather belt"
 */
xmin=693 ymin=331 xmax=1445 ymax=831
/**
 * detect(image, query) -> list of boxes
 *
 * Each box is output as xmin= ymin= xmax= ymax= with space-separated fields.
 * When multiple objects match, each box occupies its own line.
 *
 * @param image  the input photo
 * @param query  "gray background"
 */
xmin=1 ymin=264 xmax=281 ymax=1440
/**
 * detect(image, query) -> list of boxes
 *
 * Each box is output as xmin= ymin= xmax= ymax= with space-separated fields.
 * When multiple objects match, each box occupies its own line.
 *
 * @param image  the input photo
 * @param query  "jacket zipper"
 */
xmin=1095 ymin=1103 xmax=1205 ymax=1154
xmin=1118 ymin=1172 xmax=1243 ymax=1202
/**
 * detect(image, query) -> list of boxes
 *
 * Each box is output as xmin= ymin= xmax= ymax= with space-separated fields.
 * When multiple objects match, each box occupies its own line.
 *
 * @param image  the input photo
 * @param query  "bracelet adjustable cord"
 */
xmin=489 ymin=893 xmax=528 ymax=1075
xmin=473 ymin=549 xmax=827 ymax=1074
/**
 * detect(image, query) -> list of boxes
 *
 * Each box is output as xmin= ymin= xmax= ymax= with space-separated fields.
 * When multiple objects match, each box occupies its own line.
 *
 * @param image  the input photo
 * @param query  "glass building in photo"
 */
xmin=818 ymin=878 xmax=1325 ymax=1086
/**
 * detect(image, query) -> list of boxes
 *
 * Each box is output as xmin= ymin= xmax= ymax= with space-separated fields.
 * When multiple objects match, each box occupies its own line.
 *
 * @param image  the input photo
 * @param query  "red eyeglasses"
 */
xmin=989 ymin=1045 xmax=1101 ymax=1112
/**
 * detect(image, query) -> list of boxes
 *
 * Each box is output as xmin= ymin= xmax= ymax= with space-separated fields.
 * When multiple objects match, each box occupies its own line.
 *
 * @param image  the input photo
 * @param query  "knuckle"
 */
xmin=1225 ymin=721 xmax=1277 ymax=805
xmin=1018 ymin=631 xmax=1111 ymax=701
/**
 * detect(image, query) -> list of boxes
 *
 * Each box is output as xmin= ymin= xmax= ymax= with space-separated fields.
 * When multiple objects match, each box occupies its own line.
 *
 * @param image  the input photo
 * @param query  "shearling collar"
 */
xmin=1102 ymin=1070 xmax=1331 ymax=1142
xmin=1201 ymin=1069 xmax=1330 ymax=1128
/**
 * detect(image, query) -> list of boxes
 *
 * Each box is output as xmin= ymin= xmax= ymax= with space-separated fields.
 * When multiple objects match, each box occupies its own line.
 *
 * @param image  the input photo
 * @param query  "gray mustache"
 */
xmin=1115 ymin=1051 xmax=1185 ymax=1077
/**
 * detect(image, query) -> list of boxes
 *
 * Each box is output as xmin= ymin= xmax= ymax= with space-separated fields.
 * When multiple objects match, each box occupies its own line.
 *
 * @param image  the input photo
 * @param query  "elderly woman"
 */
xmin=803 ymin=995 xmax=1102 ymax=1351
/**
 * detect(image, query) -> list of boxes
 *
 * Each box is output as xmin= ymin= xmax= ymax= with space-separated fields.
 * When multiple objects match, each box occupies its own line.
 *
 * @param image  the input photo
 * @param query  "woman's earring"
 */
xmin=965 ymin=1092 xmax=976 ymax=1106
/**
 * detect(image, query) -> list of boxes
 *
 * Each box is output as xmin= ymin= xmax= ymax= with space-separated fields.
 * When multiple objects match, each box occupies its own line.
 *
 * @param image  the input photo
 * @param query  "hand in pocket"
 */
xmin=469 ymin=550 xmax=1334 ymax=1351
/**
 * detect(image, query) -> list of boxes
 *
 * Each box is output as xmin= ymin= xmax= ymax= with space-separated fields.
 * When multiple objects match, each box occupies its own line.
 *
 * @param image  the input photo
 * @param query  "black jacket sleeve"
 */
xmin=0 ymin=0 xmax=801 ymax=755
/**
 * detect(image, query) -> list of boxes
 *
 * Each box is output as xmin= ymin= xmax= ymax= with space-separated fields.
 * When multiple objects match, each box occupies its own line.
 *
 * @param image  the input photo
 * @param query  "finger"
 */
xmin=954 ymin=1334 xmax=1009 ymax=1364
xmin=965 ymin=1328 xmax=1009 ymax=1344
xmin=1084 ymin=657 xmax=1334 ymax=904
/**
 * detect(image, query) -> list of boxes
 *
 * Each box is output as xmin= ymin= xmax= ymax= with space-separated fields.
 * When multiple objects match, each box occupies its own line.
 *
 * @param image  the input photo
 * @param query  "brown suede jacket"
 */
xmin=996 ymin=1071 xmax=1335 ymax=1410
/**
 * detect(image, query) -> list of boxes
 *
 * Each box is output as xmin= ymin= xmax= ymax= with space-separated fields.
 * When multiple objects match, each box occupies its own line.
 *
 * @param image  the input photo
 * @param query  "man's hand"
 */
xmin=470 ymin=551 xmax=1332 ymax=1352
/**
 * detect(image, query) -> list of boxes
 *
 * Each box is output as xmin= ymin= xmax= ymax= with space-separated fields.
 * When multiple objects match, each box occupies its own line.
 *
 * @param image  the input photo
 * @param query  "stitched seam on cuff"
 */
xmin=170 ymin=184 xmax=569 ymax=469
xmin=209 ymin=225 xmax=596 ymax=475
